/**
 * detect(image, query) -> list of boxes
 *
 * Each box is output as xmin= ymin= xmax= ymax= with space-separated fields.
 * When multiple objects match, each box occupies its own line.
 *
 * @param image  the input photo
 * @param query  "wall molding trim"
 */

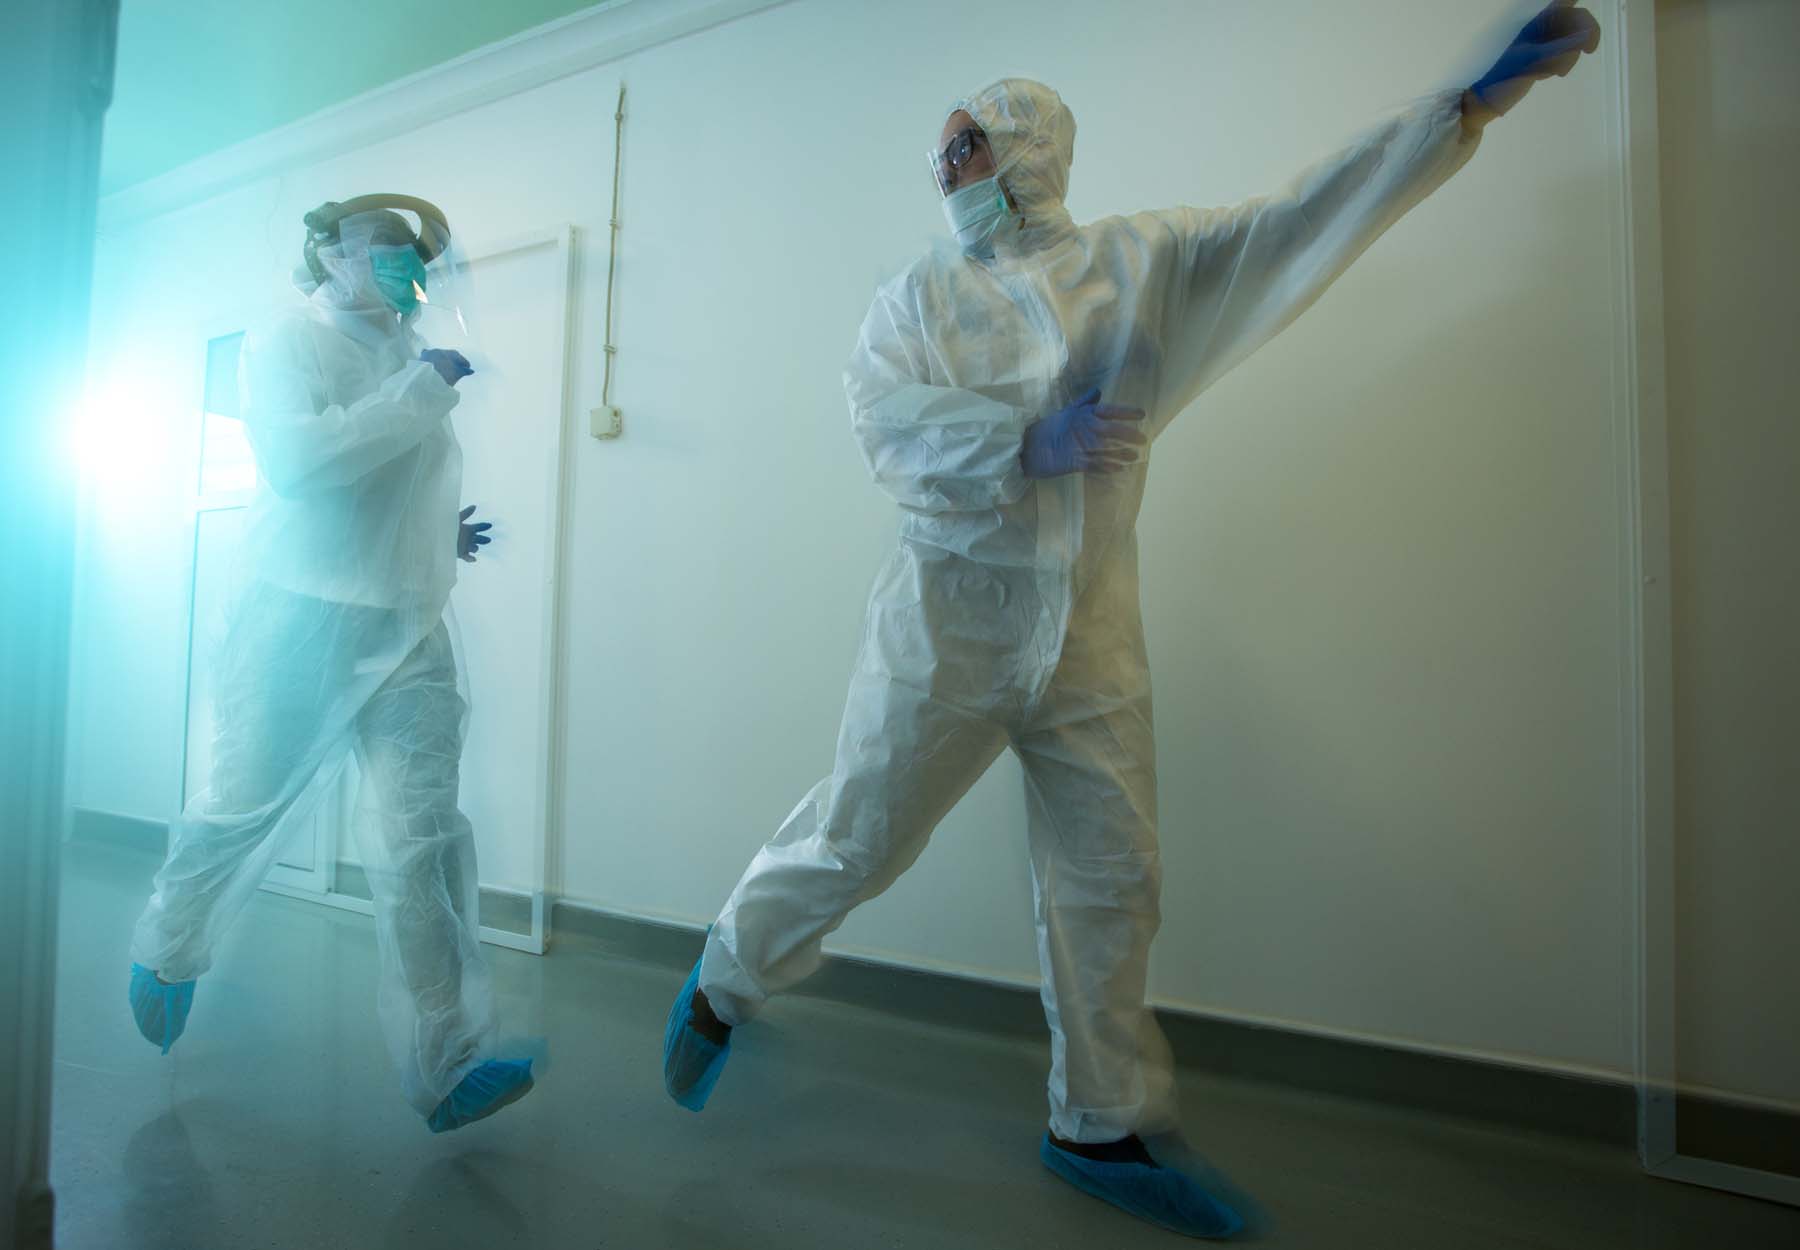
xmin=97 ymin=0 xmax=791 ymax=232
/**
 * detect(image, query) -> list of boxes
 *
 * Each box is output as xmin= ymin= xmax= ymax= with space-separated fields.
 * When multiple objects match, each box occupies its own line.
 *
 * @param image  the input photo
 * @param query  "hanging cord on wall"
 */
xmin=592 ymin=83 xmax=627 ymax=439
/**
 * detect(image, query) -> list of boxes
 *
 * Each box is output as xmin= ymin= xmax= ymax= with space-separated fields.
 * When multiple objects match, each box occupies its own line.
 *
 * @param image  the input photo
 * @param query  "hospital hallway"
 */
xmin=48 ymin=834 xmax=1799 ymax=1250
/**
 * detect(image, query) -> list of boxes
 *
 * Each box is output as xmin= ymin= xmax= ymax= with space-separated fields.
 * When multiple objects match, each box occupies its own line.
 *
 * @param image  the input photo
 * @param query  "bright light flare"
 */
xmin=70 ymin=379 xmax=169 ymax=492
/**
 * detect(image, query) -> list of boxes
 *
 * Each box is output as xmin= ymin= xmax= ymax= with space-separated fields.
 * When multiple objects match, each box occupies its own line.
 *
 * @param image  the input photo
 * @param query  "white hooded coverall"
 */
xmin=701 ymin=78 xmax=1479 ymax=1141
xmin=131 ymin=216 xmax=497 ymax=1116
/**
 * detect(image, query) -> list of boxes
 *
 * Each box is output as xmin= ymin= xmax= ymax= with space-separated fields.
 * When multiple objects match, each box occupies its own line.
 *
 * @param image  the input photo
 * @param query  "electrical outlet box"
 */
xmin=590 ymin=406 xmax=622 ymax=440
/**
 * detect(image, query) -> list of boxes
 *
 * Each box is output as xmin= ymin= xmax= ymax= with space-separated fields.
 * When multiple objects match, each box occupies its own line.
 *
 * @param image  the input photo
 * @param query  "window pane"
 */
xmin=198 ymin=331 xmax=256 ymax=496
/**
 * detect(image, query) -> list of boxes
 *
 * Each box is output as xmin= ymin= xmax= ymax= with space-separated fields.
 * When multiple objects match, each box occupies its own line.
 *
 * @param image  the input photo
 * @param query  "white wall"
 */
xmin=73 ymin=0 xmax=1636 ymax=1082
xmin=1657 ymin=0 xmax=1800 ymax=1112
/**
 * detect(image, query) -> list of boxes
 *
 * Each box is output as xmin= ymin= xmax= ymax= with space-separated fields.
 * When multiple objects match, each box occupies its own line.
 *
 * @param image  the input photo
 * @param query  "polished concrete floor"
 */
xmin=50 ymin=837 xmax=1800 ymax=1249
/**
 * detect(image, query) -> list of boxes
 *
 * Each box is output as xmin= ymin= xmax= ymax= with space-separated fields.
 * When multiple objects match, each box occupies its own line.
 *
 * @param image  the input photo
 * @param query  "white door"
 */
xmin=181 ymin=330 xmax=339 ymax=896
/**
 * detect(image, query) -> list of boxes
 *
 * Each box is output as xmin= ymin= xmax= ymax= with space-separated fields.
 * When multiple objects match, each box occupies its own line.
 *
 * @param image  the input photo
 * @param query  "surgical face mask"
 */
xmin=369 ymin=248 xmax=428 ymax=314
xmin=941 ymin=176 xmax=1013 ymax=258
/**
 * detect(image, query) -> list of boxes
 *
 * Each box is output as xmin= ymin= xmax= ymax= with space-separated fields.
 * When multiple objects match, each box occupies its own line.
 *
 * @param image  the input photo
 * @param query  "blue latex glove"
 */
xmin=663 ymin=957 xmax=731 ymax=1112
xmin=1469 ymin=2 xmax=1601 ymax=119
xmin=426 ymin=1058 xmax=535 ymax=1133
xmin=1040 ymin=1133 xmax=1244 ymax=1240
xmin=420 ymin=347 xmax=474 ymax=387
xmin=458 ymin=504 xmax=492 ymax=563
xmin=129 ymin=963 xmax=196 ymax=1055
xmin=1020 ymin=387 xmax=1147 ymax=480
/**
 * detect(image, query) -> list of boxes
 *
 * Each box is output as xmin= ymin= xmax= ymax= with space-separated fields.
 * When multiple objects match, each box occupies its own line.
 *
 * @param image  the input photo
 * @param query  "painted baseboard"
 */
xmin=1676 ymin=1094 xmax=1800 ymax=1179
xmin=69 ymin=807 xmax=536 ymax=937
xmin=71 ymin=806 xmax=1790 ymax=1162
xmin=329 ymin=860 xmax=537 ymax=936
xmin=547 ymin=902 xmax=1644 ymax=1146
xmin=68 ymin=806 xmax=165 ymax=852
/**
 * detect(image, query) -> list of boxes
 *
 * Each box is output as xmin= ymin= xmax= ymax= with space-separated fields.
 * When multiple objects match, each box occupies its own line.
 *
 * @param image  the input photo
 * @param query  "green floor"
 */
xmin=50 ymin=838 xmax=1800 ymax=1249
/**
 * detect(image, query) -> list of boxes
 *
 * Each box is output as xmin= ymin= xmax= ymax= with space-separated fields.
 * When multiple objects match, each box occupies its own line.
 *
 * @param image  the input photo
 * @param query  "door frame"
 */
xmin=176 ymin=318 xmax=341 ymax=897
xmin=1613 ymin=0 xmax=1799 ymax=1207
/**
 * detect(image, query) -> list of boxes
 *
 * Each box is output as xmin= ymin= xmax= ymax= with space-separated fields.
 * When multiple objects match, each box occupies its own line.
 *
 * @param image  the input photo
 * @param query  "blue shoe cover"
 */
xmin=129 ymin=963 xmax=195 ymax=1055
xmin=1040 ymin=1133 xmax=1244 ymax=1240
xmin=427 ymin=1059 xmax=535 ymax=1134
xmin=663 ymin=957 xmax=730 ymax=1111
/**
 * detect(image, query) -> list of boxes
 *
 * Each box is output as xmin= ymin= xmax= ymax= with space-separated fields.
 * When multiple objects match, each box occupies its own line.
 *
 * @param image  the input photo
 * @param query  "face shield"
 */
xmin=301 ymin=196 xmax=477 ymax=352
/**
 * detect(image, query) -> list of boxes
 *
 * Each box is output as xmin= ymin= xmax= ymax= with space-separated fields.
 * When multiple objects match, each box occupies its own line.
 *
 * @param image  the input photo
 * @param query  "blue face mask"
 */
xmin=370 ymin=249 xmax=428 ymax=313
xmin=941 ymin=176 xmax=1013 ymax=258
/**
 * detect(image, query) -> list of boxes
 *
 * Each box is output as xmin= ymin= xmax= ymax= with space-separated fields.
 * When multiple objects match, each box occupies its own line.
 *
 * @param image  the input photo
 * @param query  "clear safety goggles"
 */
xmin=928 ymin=125 xmax=992 ymax=196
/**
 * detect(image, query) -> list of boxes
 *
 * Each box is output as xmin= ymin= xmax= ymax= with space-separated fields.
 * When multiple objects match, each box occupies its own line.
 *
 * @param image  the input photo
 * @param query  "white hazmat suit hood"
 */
xmin=951 ymin=77 xmax=1079 ymax=258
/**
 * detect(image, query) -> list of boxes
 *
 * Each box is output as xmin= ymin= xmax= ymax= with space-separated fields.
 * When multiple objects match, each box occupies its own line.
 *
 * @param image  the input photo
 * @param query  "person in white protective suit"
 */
xmin=128 ymin=197 xmax=535 ymax=1134
xmin=665 ymin=4 xmax=1599 ymax=1237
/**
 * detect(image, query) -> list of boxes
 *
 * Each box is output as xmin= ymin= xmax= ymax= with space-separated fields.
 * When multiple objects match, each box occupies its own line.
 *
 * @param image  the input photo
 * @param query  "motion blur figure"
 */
xmin=669 ymin=3 xmax=1597 ymax=1239
xmin=129 ymin=196 xmax=532 ymax=1133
